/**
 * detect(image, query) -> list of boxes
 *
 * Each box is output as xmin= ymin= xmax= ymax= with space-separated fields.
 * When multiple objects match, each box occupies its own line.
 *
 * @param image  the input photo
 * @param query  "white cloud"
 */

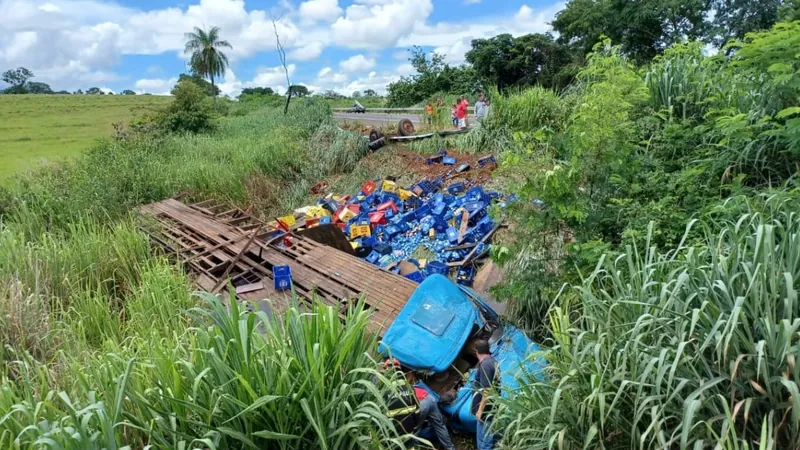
xmin=134 ymin=77 xmax=177 ymax=94
xmin=38 ymin=2 xmax=59 ymax=12
xmin=331 ymin=0 xmax=433 ymax=49
xmin=0 ymin=0 xmax=564 ymax=93
xmin=433 ymin=38 xmax=472 ymax=65
xmin=398 ymin=3 xmax=562 ymax=48
xmin=318 ymin=67 xmax=332 ymax=77
xmin=298 ymin=0 xmax=341 ymax=24
xmin=287 ymin=41 xmax=324 ymax=61
xmin=134 ymin=77 xmax=177 ymax=95
xmin=250 ymin=64 xmax=295 ymax=87
xmin=339 ymin=54 xmax=375 ymax=73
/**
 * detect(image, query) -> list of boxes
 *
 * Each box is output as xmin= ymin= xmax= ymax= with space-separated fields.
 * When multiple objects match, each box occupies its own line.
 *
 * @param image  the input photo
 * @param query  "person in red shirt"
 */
xmin=456 ymin=96 xmax=468 ymax=129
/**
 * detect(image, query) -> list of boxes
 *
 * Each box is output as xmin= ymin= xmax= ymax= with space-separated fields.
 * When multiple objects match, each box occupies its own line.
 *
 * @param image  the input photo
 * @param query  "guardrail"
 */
xmin=332 ymin=107 xmax=476 ymax=113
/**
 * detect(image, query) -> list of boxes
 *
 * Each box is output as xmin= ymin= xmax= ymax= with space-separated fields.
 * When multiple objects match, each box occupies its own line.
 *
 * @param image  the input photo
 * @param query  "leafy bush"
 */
xmin=159 ymin=80 xmax=218 ymax=134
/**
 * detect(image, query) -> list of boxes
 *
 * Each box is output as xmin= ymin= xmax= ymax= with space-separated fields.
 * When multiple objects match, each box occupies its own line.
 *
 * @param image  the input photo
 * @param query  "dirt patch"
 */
xmin=356 ymin=148 xmax=498 ymax=189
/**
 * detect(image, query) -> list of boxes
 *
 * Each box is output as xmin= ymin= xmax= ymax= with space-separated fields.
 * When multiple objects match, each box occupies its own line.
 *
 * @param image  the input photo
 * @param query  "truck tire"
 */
xmin=397 ymin=119 xmax=415 ymax=136
xmin=369 ymin=129 xmax=384 ymax=142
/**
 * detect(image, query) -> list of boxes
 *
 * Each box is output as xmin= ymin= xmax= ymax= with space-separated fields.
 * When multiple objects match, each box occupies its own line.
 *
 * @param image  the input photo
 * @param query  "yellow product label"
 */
xmin=350 ymin=241 xmax=360 ymax=250
xmin=382 ymin=180 xmax=398 ymax=193
xmin=418 ymin=259 xmax=427 ymax=268
xmin=397 ymin=189 xmax=415 ymax=201
xmin=338 ymin=208 xmax=357 ymax=222
xmin=306 ymin=206 xmax=330 ymax=218
xmin=278 ymin=215 xmax=297 ymax=227
xmin=350 ymin=225 xmax=372 ymax=239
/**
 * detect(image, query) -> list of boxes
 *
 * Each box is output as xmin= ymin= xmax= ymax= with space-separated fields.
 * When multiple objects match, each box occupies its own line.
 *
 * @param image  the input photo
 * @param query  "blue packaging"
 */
xmin=447 ymin=182 xmax=465 ymax=195
xmin=426 ymin=261 xmax=449 ymax=276
xmin=432 ymin=203 xmax=446 ymax=217
xmin=384 ymin=225 xmax=401 ymax=239
xmin=446 ymin=227 xmax=459 ymax=244
xmin=374 ymin=242 xmax=393 ymax=255
xmin=319 ymin=216 xmax=332 ymax=225
xmin=415 ymin=204 xmax=432 ymax=220
xmin=273 ymin=265 xmax=292 ymax=291
xmin=466 ymin=186 xmax=485 ymax=203
xmin=366 ymin=250 xmax=381 ymax=264
xmin=405 ymin=271 xmax=425 ymax=283
xmin=443 ymin=156 xmax=457 ymax=165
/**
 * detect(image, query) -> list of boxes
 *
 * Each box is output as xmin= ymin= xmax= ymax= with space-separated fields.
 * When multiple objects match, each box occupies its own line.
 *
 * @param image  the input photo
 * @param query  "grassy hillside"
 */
xmin=0 ymin=94 xmax=171 ymax=178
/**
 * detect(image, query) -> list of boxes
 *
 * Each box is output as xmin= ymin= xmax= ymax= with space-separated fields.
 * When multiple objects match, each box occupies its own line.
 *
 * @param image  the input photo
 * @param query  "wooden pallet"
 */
xmin=137 ymin=198 xmax=418 ymax=334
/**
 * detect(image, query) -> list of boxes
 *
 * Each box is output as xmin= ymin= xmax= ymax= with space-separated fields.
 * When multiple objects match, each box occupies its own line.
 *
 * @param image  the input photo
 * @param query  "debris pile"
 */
xmin=277 ymin=152 xmax=509 ymax=287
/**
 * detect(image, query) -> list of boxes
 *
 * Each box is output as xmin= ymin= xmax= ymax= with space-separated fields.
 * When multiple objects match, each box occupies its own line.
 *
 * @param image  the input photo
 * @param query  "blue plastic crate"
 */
xmin=426 ymin=261 xmax=449 ymax=276
xmin=415 ymin=204 xmax=432 ymax=220
xmin=466 ymin=186 xmax=485 ymax=203
xmin=362 ymin=236 xmax=378 ymax=248
xmin=478 ymin=154 xmax=497 ymax=167
xmin=457 ymin=265 xmax=476 ymax=286
xmin=366 ymin=250 xmax=381 ymax=264
xmin=446 ymin=227 xmax=459 ymax=244
xmin=416 ymin=180 xmax=437 ymax=194
xmin=443 ymin=156 xmax=457 ymax=165
xmin=405 ymin=271 xmax=425 ymax=283
xmin=374 ymin=242 xmax=393 ymax=255
xmin=432 ymin=203 xmax=446 ymax=217
xmin=384 ymin=225 xmax=401 ymax=239
xmin=273 ymin=265 xmax=292 ymax=291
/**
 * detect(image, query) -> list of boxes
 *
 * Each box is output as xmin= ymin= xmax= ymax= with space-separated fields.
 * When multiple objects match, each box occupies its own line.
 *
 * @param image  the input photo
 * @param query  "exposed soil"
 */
xmin=358 ymin=148 xmax=498 ymax=189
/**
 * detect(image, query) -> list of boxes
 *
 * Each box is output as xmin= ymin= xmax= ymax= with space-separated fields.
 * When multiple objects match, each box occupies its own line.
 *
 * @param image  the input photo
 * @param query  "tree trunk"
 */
xmin=283 ymin=90 xmax=292 ymax=115
xmin=211 ymin=73 xmax=217 ymax=110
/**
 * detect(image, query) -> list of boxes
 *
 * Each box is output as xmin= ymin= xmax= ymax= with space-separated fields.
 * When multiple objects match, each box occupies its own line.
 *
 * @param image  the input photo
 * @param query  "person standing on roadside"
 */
xmin=472 ymin=340 xmax=499 ymax=450
xmin=425 ymin=103 xmax=434 ymax=125
xmin=475 ymin=92 xmax=487 ymax=123
xmin=456 ymin=96 xmax=468 ymax=129
xmin=451 ymin=103 xmax=458 ymax=128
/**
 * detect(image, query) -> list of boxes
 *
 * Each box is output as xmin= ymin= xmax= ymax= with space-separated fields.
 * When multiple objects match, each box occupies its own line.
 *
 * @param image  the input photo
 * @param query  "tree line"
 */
xmin=387 ymin=0 xmax=800 ymax=106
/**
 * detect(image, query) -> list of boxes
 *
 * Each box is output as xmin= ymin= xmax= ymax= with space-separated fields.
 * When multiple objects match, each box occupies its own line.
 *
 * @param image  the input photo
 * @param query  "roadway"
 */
xmin=333 ymin=111 xmax=422 ymax=128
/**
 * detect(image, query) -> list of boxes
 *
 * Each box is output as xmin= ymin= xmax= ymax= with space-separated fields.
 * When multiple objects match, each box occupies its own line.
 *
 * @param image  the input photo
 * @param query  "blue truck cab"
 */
xmin=378 ymin=274 xmax=545 ymax=433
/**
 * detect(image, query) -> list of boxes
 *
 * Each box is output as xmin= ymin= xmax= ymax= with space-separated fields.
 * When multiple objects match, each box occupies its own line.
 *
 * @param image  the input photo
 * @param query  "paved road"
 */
xmin=334 ymin=112 xmax=422 ymax=128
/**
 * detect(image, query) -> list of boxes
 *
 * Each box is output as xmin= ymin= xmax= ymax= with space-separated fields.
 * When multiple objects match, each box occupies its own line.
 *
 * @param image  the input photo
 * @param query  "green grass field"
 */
xmin=0 ymin=94 xmax=171 ymax=178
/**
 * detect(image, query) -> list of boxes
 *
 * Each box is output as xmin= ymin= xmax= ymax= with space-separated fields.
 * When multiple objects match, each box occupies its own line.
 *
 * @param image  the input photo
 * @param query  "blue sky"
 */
xmin=0 ymin=0 xmax=563 ymax=96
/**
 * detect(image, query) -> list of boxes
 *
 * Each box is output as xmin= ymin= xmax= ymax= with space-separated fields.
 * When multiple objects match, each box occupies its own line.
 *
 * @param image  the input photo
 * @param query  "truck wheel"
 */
xmin=397 ymin=119 xmax=415 ymax=136
xmin=369 ymin=129 xmax=384 ymax=142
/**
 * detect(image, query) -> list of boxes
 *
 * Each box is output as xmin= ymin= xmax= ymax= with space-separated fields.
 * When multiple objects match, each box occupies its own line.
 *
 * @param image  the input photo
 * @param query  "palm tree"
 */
xmin=184 ymin=26 xmax=231 ymax=109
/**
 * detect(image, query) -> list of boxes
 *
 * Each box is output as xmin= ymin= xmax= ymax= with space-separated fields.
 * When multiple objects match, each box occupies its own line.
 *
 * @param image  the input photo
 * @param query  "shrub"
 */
xmin=159 ymin=81 xmax=218 ymax=134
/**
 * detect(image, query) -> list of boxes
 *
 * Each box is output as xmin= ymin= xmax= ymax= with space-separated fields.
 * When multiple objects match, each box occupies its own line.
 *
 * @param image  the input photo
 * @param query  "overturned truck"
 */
xmin=138 ymin=196 xmax=544 ymax=434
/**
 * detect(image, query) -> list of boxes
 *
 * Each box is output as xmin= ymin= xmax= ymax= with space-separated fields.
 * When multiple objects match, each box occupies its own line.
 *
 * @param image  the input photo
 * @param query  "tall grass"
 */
xmin=0 ymin=295 xmax=407 ymax=449
xmin=489 ymin=86 xmax=571 ymax=133
xmin=496 ymin=192 xmax=800 ymax=449
xmin=0 ymin=100 xmax=332 ymax=237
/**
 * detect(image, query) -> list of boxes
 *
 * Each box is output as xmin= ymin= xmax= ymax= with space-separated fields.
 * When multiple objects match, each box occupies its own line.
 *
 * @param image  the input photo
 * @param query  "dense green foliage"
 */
xmin=490 ymin=20 xmax=800 ymax=448
xmin=160 ymin=80 xmax=219 ymax=133
xmin=175 ymin=72 xmax=222 ymax=97
xmin=466 ymin=33 xmax=581 ymax=91
xmin=386 ymin=47 xmax=479 ymax=107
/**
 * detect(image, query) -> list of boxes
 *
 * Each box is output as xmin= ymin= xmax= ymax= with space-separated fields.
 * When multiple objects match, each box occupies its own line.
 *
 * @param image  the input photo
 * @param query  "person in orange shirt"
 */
xmin=425 ymin=103 xmax=434 ymax=125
